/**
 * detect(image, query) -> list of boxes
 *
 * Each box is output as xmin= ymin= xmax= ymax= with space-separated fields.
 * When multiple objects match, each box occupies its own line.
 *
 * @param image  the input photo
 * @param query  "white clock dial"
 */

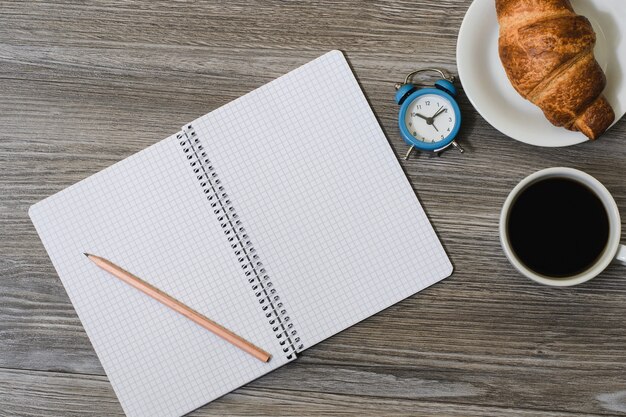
xmin=404 ymin=93 xmax=456 ymax=143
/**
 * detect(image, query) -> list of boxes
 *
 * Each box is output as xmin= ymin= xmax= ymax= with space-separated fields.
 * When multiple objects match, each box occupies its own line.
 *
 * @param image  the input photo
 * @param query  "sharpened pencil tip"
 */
xmin=83 ymin=252 xmax=90 ymax=257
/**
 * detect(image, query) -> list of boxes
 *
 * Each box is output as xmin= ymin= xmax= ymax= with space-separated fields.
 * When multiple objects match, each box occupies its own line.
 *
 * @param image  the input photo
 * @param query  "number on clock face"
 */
xmin=404 ymin=93 xmax=456 ymax=143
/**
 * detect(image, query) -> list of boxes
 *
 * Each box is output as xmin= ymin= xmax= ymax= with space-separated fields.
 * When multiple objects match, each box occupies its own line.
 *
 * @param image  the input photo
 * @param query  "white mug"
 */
xmin=500 ymin=167 xmax=626 ymax=287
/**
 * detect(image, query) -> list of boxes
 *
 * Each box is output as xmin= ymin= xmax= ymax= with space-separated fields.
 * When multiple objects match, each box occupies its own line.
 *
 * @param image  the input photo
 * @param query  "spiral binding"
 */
xmin=178 ymin=124 xmax=302 ymax=359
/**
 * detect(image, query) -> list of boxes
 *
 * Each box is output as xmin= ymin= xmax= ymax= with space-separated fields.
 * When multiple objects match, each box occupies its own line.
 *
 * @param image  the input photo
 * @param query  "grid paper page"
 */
xmin=189 ymin=50 xmax=453 ymax=351
xmin=29 ymin=135 xmax=292 ymax=417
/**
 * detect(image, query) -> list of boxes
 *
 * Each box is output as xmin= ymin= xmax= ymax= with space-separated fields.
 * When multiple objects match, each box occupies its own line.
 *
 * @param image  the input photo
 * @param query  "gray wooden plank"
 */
xmin=0 ymin=367 xmax=620 ymax=417
xmin=1 ymin=0 xmax=625 ymax=415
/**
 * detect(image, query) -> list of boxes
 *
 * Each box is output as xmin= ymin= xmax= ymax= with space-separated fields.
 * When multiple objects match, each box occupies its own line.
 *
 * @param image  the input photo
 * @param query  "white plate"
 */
xmin=457 ymin=0 xmax=626 ymax=147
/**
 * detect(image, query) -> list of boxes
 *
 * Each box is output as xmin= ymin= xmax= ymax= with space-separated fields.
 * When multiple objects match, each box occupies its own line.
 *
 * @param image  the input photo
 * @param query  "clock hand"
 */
xmin=431 ymin=106 xmax=446 ymax=119
xmin=412 ymin=112 xmax=430 ymax=121
xmin=432 ymin=122 xmax=439 ymax=132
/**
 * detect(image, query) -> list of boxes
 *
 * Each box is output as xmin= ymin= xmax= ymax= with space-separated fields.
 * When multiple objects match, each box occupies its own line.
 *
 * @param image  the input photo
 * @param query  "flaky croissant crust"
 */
xmin=496 ymin=0 xmax=615 ymax=139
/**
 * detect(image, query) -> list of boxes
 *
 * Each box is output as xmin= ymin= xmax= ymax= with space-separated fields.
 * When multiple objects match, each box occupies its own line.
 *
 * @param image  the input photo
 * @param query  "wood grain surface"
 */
xmin=1 ymin=1 xmax=625 ymax=416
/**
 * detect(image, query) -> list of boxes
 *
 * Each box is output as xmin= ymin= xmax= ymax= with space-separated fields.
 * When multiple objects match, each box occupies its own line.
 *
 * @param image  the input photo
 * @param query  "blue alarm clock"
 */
xmin=394 ymin=68 xmax=464 ymax=159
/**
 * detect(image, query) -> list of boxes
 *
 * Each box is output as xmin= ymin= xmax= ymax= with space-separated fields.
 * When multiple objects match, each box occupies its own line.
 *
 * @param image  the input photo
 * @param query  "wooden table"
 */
xmin=1 ymin=1 xmax=625 ymax=416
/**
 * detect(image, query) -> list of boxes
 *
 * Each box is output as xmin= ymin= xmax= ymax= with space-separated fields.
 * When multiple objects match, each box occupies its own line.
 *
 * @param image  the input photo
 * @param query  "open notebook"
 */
xmin=29 ymin=50 xmax=452 ymax=417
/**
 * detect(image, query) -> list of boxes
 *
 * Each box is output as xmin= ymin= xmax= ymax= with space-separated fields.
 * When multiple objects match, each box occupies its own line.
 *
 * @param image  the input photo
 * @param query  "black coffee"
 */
xmin=507 ymin=177 xmax=609 ymax=278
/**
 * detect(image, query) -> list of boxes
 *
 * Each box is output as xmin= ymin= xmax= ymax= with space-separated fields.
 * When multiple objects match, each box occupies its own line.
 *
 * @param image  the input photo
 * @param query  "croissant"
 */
xmin=496 ymin=0 xmax=615 ymax=140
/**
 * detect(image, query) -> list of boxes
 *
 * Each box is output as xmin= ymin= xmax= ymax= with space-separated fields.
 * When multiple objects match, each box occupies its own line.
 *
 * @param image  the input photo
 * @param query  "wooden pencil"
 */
xmin=84 ymin=253 xmax=271 ymax=363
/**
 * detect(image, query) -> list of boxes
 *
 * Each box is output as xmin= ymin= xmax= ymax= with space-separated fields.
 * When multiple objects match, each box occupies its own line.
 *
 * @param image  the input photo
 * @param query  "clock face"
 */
xmin=404 ymin=93 xmax=457 ymax=144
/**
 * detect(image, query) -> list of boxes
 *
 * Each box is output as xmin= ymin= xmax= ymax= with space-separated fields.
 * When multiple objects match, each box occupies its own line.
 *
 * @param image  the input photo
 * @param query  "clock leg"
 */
xmin=451 ymin=140 xmax=465 ymax=153
xmin=404 ymin=145 xmax=415 ymax=160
